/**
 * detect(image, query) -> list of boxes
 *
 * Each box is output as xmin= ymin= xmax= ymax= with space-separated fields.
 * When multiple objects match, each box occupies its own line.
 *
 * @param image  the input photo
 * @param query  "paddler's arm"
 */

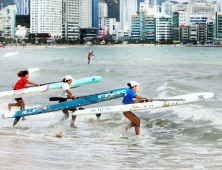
xmin=27 ymin=80 xmax=40 ymax=86
xmin=134 ymin=95 xmax=151 ymax=102
xmin=66 ymin=89 xmax=77 ymax=99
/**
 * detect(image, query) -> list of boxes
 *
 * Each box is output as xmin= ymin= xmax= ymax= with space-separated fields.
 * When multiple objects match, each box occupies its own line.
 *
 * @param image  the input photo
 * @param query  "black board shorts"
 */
xmin=59 ymin=98 xmax=67 ymax=103
xmin=13 ymin=88 xmax=22 ymax=101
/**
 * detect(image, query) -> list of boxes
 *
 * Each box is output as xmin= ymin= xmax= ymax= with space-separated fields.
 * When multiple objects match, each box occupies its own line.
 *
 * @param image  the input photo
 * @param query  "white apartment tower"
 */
xmin=15 ymin=0 xmax=30 ymax=15
xmin=119 ymin=0 xmax=137 ymax=29
xmin=99 ymin=1 xmax=108 ymax=18
xmin=30 ymin=0 xmax=62 ymax=38
xmin=79 ymin=0 xmax=92 ymax=28
xmin=62 ymin=0 xmax=79 ymax=39
xmin=139 ymin=0 xmax=159 ymax=14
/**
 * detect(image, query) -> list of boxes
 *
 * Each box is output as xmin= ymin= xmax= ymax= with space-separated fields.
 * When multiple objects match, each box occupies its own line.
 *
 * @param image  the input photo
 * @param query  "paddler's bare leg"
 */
xmin=124 ymin=111 xmax=140 ymax=135
xmin=9 ymin=99 xmax=26 ymax=124
xmin=61 ymin=109 xmax=69 ymax=121
xmin=69 ymin=108 xmax=77 ymax=128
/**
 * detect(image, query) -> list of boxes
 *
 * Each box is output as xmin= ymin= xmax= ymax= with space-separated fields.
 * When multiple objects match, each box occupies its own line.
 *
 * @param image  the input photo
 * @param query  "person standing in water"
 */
xmin=122 ymin=81 xmax=151 ymax=135
xmin=8 ymin=70 xmax=40 ymax=126
xmin=88 ymin=50 xmax=94 ymax=64
xmin=59 ymin=75 xmax=78 ymax=128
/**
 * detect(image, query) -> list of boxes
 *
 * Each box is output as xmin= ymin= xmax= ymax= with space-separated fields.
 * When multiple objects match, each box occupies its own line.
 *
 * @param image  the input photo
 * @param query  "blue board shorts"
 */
xmin=88 ymin=58 xmax=90 ymax=60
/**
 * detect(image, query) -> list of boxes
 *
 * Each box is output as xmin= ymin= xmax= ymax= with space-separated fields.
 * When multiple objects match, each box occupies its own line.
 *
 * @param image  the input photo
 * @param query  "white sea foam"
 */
xmin=3 ymin=52 xmax=20 ymax=57
xmin=28 ymin=68 xmax=41 ymax=73
xmin=144 ymin=58 xmax=152 ymax=61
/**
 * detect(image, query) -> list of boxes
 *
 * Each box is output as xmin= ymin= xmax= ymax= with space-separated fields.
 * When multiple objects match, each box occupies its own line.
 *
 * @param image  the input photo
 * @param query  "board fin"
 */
xmin=13 ymin=117 xmax=21 ymax=126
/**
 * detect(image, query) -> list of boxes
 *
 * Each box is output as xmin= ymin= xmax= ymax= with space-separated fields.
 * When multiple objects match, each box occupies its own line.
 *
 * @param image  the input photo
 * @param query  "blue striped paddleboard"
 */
xmin=2 ymin=87 xmax=129 ymax=119
xmin=0 ymin=76 xmax=102 ymax=100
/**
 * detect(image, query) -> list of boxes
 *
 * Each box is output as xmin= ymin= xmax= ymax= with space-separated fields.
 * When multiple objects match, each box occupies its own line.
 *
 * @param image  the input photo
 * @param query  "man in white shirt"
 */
xmin=59 ymin=75 xmax=78 ymax=128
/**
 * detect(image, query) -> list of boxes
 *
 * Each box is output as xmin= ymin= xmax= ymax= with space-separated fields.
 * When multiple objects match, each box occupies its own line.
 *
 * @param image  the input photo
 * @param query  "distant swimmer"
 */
xmin=59 ymin=75 xmax=78 ymax=128
xmin=122 ymin=81 xmax=151 ymax=135
xmin=88 ymin=50 xmax=94 ymax=64
xmin=8 ymin=70 xmax=40 ymax=126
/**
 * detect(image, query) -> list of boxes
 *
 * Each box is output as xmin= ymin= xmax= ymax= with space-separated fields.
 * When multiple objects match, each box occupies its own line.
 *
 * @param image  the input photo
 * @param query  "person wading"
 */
xmin=122 ymin=81 xmax=151 ymax=135
xmin=59 ymin=75 xmax=78 ymax=128
xmin=8 ymin=70 xmax=40 ymax=126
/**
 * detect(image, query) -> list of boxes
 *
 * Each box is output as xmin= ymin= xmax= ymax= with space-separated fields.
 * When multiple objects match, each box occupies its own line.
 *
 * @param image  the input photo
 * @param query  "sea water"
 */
xmin=0 ymin=47 xmax=222 ymax=169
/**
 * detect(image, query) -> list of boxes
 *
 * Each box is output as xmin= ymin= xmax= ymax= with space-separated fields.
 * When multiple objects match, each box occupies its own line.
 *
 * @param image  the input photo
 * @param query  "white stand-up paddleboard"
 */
xmin=0 ymin=76 xmax=102 ymax=100
xmin=73 ymin=92 xmax=214 ymax=116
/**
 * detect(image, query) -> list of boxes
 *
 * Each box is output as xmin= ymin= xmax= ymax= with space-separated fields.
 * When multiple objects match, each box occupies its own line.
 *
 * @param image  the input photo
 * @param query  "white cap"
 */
xmin=130 ymin=81 xmax=140 ymax=87
xmin=90 ymin=50 xmax=92 ymax=52
xmin=65 ymin=75 xmax=74 ymax=81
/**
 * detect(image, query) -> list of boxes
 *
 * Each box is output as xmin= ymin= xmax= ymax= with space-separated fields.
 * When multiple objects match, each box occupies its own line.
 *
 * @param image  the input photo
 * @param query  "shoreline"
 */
xmin=0 ymin=44 xmax=222 ymax=49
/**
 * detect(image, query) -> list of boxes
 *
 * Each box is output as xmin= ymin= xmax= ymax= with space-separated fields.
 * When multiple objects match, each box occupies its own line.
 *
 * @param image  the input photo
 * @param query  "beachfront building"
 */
xmin=92 ymin=0 xmax=99 ymax=35
xmin=62 ymin=0 xmax=79 ymax=40
xmin=190 ymin=24 xmax=198 ymax=43
xmin=0 ymin=5 xmax=16 ymax=39
xmin=99 ymin=17 xmax=117 ymax=35
xmin=180 ymin=25 xmax=189 ymax=44
xmin=30 ymin=0 xmax=62 ymax=39
xmin=155 ymin=13 xmax=172 ymax=42
xmin=113 ymin=28 xmax=130 ymax=41
xmin=178 ymin=10 xmax=190 ymax=26
xmin=215 ymin=12 xmax=222 ymax=38
xmin=120 ymin=0 xmax=137 ymax=29
xmin=131 ymin=11 xmax=155 ymax=42
xmin=99 ymin=26 xmax=108 ymax=37
xmin=198 ymin=25 xmax=206 ymax=44
xmin=80 ymin=27 xmax=97 ymax=40
xmin=172 ymin=12 xmax=180 ymax=43
xmin=206 ymin=20 xmax=214 ymax=44
xmin=15 ymin=0 xmax=30 ymax=15
xmin=79 ymin=0 xmax=92 ymax=28
xmin=190 ymin=15 xmax=211 ymax=26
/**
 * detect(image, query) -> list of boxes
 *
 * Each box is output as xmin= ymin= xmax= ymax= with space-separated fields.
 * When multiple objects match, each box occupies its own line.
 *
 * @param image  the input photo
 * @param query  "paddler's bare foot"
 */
xmin=70 ymin=123 xmax=78 ymax=129
xmin=8 ymin=104 xmax=12 ymax=111
xmin=22 ymin=117 xmax=26 ymax=120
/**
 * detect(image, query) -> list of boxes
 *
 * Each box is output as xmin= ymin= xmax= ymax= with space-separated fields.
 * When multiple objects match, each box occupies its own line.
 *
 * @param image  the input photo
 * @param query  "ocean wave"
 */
xmin=51 ymin=59 xmax=73 ymax=65
xmin=156 ymin=80 xmax=201 ymax=98
xmin=195 ymin=73 xmax=222 ymax=80
xmin=96 ymin=69 xmax=125 ymax=75
xmin=3 ymin=52 xmax=20 ymax=57
xmin=28 ymin=68 xmax=41 ymax=73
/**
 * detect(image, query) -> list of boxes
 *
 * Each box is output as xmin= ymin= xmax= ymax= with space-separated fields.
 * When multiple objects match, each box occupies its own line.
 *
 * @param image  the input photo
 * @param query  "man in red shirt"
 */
xmin=88 ymin=50 xmax=94 ymax=64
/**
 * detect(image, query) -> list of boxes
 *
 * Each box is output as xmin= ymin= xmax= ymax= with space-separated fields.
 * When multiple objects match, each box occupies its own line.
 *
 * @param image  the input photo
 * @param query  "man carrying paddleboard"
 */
xmin=9 ymin=70 xmax=40 ymax=125
xmin=59 ymin=75 xmax=78 ymax=128
xmin=88 ymin=50 xmax=94 ymax=64
xmin=122 ymin=81 xmax=151 ymax=135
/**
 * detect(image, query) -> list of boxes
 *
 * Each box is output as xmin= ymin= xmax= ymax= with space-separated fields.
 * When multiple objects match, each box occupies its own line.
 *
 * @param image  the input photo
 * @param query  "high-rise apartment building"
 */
xmin=99 ymin=1 xmax=108 ymax=18
xmin=155 ymin=13 xmax=172 ymax=42
xmin=0 ymin=3 xmax=3 ymax=11
xmin=15 ymin=0 xmax=30 ymax=15
xmin=0 ymin=5 xmax=16 ymax=39
xmin=206 ymin=20 xmax=214 ymax=44
xmin=62 ymin=0 xmax=79 ymax=39
xmin=172 ymin=12 xmax=180 ymax=43
xmin=99 ymin=1 xmax=108 ymax=28
xmin=92 ymin=0 xmax=99 ymax=35
xmin=79 ymin=0 xmax=92 ymax=28
xmin=120 ymin=0 xmax=137 ymax=29
xmin=215 ymin=12 xmax=222 ymax=38
xmin=30 ymin=0 xmax=62 ymax=38
xmin=139 ymin=0 xmax=159 ymax=15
